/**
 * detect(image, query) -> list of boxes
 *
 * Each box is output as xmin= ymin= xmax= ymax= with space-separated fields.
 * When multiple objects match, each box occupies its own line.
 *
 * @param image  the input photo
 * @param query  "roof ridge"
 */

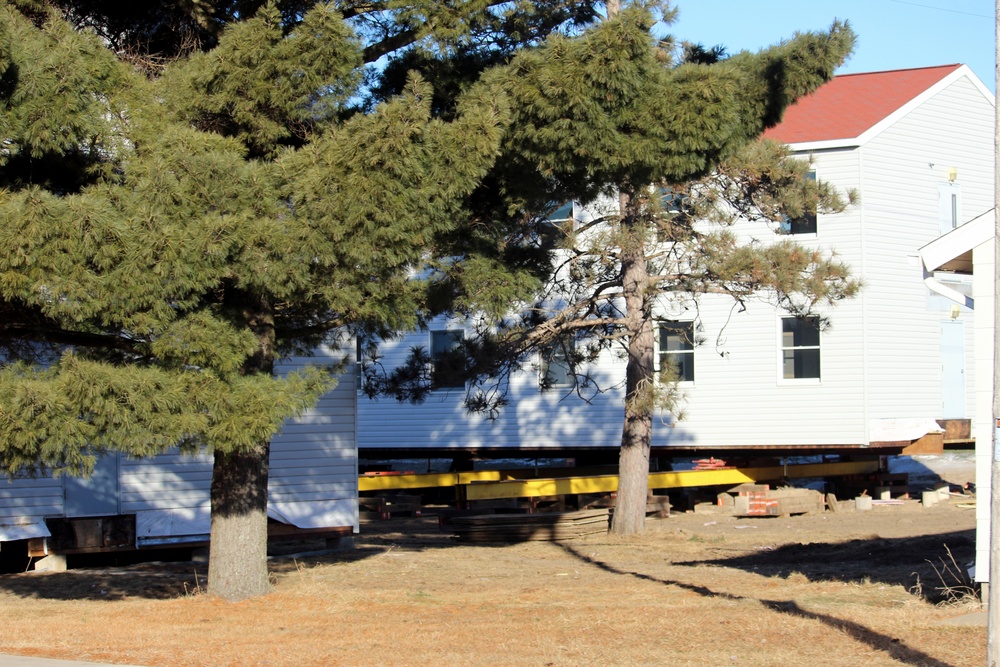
xmin=831 ymin=64 xmax=962 ymax=79
xmin=763 ymin=63 xmax=969 ymax=146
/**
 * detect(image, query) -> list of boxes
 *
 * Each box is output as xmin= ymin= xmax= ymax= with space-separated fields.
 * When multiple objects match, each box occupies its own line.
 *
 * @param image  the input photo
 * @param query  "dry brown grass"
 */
xmin=0 ymin=501 xmax=984 ymax=667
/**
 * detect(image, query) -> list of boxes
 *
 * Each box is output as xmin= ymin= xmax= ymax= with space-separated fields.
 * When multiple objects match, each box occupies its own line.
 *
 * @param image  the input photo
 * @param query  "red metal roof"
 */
xmin=763 ymin=64 xmax=963 ymax=144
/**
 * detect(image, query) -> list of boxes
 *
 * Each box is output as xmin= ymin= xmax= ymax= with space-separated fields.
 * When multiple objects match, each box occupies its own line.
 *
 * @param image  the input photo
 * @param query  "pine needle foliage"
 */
xmin=0 ymin=0 xmax=597 ymax=599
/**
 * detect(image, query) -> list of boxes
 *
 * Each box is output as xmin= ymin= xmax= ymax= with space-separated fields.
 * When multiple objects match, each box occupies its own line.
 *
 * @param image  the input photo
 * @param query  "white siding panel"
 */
xmin=359 ymin=148 xmax=870 ymax=451
xmin=859 ymin=74 xmax=993 ymax=431
xmin=120 ymin=451 xmax=212 ymax=513
xmin=267 ymin=485 xmax=357 ymax=502
xmin=269 ymin=343 xmax=358 ymax=530
xmin=1 ymin=342 xmax=359 ymax=537
xmin=686 ymin=146 xmax=867 ymax=447
xmin=0 ymin=473 xmax=64 ymax=520
xmin=267 ymin=498 xmax=355 ymax=530
xmin=358 ymin=336 xmax=627 ymax=450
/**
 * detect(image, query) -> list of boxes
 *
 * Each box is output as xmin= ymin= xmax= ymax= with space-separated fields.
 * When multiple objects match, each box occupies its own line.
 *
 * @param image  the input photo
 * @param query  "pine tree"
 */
xmin=499 ymin=8 xmax=859 ymax=534
xmin=0 ymin=0 xmax=595 ymax=600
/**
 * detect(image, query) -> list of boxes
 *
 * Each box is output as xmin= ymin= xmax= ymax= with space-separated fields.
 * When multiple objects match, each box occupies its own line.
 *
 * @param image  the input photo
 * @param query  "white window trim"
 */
xmin=777 ymin=316 xmax=821 ymax=385
xmin=938 ymin=182 xmax=962 ymax=235
xmin=656 ymin=320 xmax=696 ymax=385
xmin=355 ymin=337 xmax=365 ymax=394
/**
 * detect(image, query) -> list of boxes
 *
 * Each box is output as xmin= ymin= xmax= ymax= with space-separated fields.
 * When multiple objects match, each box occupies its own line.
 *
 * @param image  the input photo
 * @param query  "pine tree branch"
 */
xmin=0 ymin=323 xmax=142 ymax=355
xmin=363 ymin=27 xmax=420 ymax=63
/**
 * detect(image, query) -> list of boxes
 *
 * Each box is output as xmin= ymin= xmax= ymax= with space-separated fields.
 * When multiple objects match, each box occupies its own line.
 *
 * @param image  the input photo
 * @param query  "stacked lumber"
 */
xmin=732 ymin=486 xmax=825 ymax=517
xmin=447 ymin=509 xmax=610 ymax=542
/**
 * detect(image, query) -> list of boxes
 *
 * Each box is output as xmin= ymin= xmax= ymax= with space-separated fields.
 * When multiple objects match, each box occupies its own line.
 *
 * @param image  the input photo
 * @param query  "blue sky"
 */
xmin=668 ymin=1 xmax=996 ymax=92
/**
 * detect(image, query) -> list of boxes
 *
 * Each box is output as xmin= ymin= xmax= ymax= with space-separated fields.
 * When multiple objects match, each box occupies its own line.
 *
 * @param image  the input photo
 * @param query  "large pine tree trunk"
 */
xmin=208 ymin=292 xmax=275 ymax=601
xmin=208 ymin=446 xmax=271 ymax=600
xmin=610 ymin=195 xmax=654 ymax=535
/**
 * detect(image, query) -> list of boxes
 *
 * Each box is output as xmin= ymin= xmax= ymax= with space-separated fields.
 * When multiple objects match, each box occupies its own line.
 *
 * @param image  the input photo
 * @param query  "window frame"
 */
xmin=538 ymin=342 xmax=575 ymax=389
xmin=938 ymin=182 xmax=962 ymax=234
xmin=781 ymin=170 xmax=818 ymax=236
xmin=429 ymin=329 xmax=466 ymax=390
xmin=779 ymin=316 xmax=821 ymax=383
xmin=656 ymin=320 xmax=695 ymax=384
xmin=355 ymin=337 xmax=365 ymax=394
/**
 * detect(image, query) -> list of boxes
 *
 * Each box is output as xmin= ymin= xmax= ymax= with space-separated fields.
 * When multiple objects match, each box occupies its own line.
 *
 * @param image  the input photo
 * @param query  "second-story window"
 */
xmin=782 ymin=170 xmax=817 ymax=235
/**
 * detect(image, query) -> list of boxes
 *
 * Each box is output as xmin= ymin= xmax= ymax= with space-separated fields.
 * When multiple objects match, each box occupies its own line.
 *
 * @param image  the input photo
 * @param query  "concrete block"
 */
xmin=33 ymin=553 xmax=67 ymax=572
xmin=922 ymin=490 xmax=939 ymax=507
xmin=855 ymin=496 xmax=873 ymax=511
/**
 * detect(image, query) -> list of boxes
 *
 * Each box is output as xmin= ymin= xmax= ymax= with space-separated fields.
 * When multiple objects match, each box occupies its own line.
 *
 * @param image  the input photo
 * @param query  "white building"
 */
xmin=0 ymin=344 xmax=358 ymax=561
xmin=358 ymin=65 xmax=994 ymax=463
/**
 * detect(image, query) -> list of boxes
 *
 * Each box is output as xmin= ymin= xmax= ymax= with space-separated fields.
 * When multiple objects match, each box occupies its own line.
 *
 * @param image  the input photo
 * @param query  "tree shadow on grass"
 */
xmin=674 ymin=528 xmax=976 ymax=602
xmin=0 ymin=561 xmax=212 ymax=601
xmin=0 ymin=545 xmax=389 ymax=601
xmin=559 ymin=541 xmax=962 ymax=667
xmin=0 ymin=514 xmax=466 ymax=601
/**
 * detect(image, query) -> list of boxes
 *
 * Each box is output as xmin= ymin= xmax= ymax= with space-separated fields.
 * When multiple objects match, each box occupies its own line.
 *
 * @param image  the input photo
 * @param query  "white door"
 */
xmin=940 ymin=320 xmax=965 ymax=418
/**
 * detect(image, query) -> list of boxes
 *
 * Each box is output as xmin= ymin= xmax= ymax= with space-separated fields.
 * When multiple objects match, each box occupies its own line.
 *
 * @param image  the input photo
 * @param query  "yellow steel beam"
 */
xmin=464 ymin=475 xmax=620 ymax=500
xmin=462 ymin=460 xmax=880 ymax=501
xmin=358 ymin=460 xmax=881 ymax=496
xmin=358 ymin=470 xmax=507 ymax=492
xmin=647 ymin=460 xmax=881 ymax=490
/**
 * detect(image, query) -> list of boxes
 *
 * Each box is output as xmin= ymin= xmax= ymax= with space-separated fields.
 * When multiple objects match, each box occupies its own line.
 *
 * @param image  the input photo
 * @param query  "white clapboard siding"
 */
xmin=120 ymin=451 xmax=213 ymax=513
xmin=2 ymin=342 xmax=358 ymax=543
xmin=267 ymin=343 xmax=358 ymax=530
xmin=0 ymin=473 xmax=64 ymax=519
xmin=858 ymin=75 xmax=990 ymax=429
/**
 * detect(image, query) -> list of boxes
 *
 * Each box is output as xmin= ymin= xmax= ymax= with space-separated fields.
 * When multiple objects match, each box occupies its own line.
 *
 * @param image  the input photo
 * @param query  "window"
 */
xmin=430 ymin=330 xmax=465 ymax=389
xmin=661 ymin=190 xmax=692 ymax=219
xmin=657 ymin=321 xmax=695 ymax=382
xmin=355 ymin=338 xmax=364 ymax=393
xmin=781 ymin=171 xmax=817 ymax=235
xmin=539 ymin=344 xmax=574 ymax=388
xmin=939 ymin=182 xmax=962 ymax=234
xmin=655 ymin=189 xmax=693 ymax=242
xmin=781 ymin=317 xmax=821 ymax=380
xmin=549 ymin=201 xmax=574 ymax=222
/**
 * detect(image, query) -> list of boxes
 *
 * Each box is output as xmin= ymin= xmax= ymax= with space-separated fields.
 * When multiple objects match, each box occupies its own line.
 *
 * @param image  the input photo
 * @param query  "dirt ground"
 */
xmin=0 ymin=455 xmax=986 ymax=667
